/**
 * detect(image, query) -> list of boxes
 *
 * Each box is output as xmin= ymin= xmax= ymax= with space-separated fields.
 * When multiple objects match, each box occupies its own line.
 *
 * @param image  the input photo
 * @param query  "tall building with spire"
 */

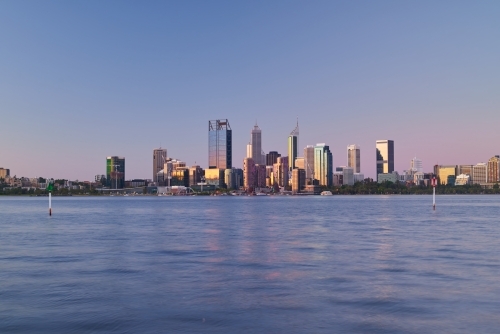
xmin=208 ymin=119 xmax=232 ymax=169
xmin=250 ymin=123 xmax=262 ymax=165
xmin=288 ymin=119 xmax=299 ymax=171
xmin=153 ymin=148 xmax=167 ymax=183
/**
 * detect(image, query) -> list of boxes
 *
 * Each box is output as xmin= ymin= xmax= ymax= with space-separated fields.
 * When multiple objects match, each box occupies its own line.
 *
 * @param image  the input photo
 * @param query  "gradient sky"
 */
xmin=1 ymin=0 xmax=499 ymax=180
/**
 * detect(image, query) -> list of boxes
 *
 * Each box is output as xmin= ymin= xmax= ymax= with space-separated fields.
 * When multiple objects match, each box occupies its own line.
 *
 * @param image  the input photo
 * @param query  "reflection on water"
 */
xmin=1 ymin=195 xmax=500 ymax=333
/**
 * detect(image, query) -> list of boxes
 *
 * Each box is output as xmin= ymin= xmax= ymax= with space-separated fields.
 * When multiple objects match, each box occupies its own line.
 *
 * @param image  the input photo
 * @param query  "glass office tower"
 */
xmin=106 ymin=156 xmax=125 ymax=189
xmin=376 ymin=140 xmax=394 ymax=180
xmin=209 ymin=119 xmax=232 ymax=169
xmin=288 ymin=119 xmax=299 ymax=171
xmin=314 ymin=143 xmax=333 ymax=186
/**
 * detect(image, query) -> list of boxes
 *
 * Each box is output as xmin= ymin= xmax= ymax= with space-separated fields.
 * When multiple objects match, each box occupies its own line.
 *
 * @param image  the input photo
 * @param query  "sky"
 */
xmin=1 ymin=0 xmax=499 ymax=180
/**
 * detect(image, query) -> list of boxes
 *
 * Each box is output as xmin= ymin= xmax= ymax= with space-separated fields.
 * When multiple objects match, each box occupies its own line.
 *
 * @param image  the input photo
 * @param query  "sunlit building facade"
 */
xmin=204 ymin=168 xmax=226 ymax=188
xmin=314 ymin=144 xmax=333 ymax=187
xmin=243 ymin=158 xmax=256 ymax=190
xmin=376 ymin=140 xmax=394 ymax=180
xmin=208 ymin=119 xmax=232 ymax=169
xmin=473 ymin=163 xmax=487 ymax=184
xmin=304 ymin=145 xmax=315 ymax=181
xmin=250 ymin=124 xmax=263 ymax=165
xmin=273 ymin=156 xmax=289 ymax=187
xmin=436 ymin=165 xmax=457 ymax=185
xmin=291 ymin=168 xmax=306 ymax=193
xmin=487 ymin=156 xmax=500 ymax=184
xmin=347 ymin=144 xmax=361 ymax=173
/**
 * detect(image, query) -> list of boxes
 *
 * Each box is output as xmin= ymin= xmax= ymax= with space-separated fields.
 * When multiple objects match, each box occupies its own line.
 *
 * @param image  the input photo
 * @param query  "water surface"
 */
xmin=1 ymin=195 xmax=499 ymax=333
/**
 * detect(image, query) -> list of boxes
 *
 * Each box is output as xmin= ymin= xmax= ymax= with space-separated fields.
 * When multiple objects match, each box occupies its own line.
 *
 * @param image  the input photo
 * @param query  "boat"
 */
xmin=320 ymin=191 xmax=333 ymax=196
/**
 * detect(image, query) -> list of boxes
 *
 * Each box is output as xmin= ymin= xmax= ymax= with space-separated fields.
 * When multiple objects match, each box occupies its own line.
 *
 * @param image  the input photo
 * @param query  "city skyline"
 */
xmin=1 ymin=1 xmax=500 ymax=180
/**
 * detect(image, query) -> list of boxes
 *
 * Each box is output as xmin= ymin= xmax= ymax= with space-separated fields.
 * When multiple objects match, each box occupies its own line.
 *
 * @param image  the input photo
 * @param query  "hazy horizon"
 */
xmin=1 ymin=1 xmax=499 ymax=181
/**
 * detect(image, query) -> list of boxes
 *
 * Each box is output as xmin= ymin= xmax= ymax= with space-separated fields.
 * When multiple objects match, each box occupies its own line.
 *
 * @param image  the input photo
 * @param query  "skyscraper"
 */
xmin=106 ymin=156 xmax=125 ymax=189
xmin=487 ymin=155 xmax=500 ymax=183
xmin=410 ymin=156 xmax=423 ymax=173
xmin=208 ymin=119 xmax=232 ymax=169
xmin=314 ymin=144 xmax=333 ymax=186
xmin=243 ymin=157 xmax=256 ymax=190
xmin=266 ymin=151 xmax=281 ymax=166
xmin=153 ymin=148 xmax=167 ymax=183
xmin=347 ymin=144 xmax=360 ymax=173
xmin=288 ymin=119 xmax=299 ymax=171
xmin=376 ymin=140 xmax=394 ymax=180
xmin=250 ymin=123 xmax=262 ymax=164
xmin=304 ymin=145 xmax=315 ymax=181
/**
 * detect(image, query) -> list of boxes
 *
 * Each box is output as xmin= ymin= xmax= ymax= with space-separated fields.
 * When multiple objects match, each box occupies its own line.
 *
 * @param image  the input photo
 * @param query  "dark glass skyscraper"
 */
xmin=106 ymin=156 xmax=125 ymax=189
xmin=376 ymin=140 xmax=394 ymax=180
xmin=288 ymin=119 xmax=299 ymax=171
xmin=208 ymin=119 xmax=232 ymax=169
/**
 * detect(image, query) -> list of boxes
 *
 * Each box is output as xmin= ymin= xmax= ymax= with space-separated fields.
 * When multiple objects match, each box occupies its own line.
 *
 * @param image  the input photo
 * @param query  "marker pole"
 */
xmin=49 ymin=192 xmax=52 ymax=216
xmin=432 ymin=186 xmax=435 ymax=210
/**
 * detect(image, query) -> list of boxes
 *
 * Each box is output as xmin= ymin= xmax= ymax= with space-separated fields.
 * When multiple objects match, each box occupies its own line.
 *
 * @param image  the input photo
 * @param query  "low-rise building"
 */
xmin=378 ymin=171 xmax=399 ymax=183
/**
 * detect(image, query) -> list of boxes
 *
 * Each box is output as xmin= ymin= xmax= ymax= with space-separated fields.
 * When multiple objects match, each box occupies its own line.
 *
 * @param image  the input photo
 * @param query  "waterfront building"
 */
xmin=414 ymin=172 xmax=425 ymax=185
xmin=487 ymin=156 xmax=500 ymax=184
xmin=95 ymin=174 xmax=106 ymax=183
xmin=457 ymin=165 xmax=474 ymax=183
xmin=265 ymin=166 xmax=274 ymax=187
xmin=273 ymin=156 xmax=289 ymax=187
xmin=347 ymin=144 xmax=361 ymax=173
xmin=342 ymin=166 xmax=354 ymax=186
xmin=189 ymin=165 xmax=203 ymax=186
xmin=246 ymin=143 xmax=252 ymax=158
xmin=435 ymin=165 xmax=457 ymax=185
xmin=208 ymin=119 xmax=232 ymax=169
xmin=455 ymin=174 xmax=470 ymax=186
xmin=333 ymin=172 xmax=343 ymax=186
xmin=106 ymin=156 xmax=125 ymax=189
xmin=410 ymin=156 xmax=423 ymax=173
xmin=354 ymin=173 xmax=364 ymax=183
xmin=204 ymin=168 xmax=226 ymax=188
xmin=243 ymin=158 xmax=256 ymax=190
xmin=250 ymin=124 xmax=263 ymax=164
xmin=0 ymin=168 xmax=10 ymax=179
xmin=304 ymin=145 xmax=315 ymax=181
xmin=153 ymin=148 xmax=167 ymax=183
xmin=266 ymin=151 xmax=281 ymax=166
xmin=472 ymin=163 xmax=487 ymax=184
xmin=291 ymin=169 xmax=306 ymax=193
xmin=376 ymin=140 xmax=394 ymax=180
xmin=225 ymin=168 xmax=243 ymax=190
xmin=255 ymin=164 xmax=267 ymax=188
xmin=378 ymin=171 xmax=399 ymax=184
xmin=288 ymin=120 xmax=299 ymax=171
xmin=314 ymin=144 xmax=333 ymax=187
xmin=171 ymin=168 xmax=189 ymax=187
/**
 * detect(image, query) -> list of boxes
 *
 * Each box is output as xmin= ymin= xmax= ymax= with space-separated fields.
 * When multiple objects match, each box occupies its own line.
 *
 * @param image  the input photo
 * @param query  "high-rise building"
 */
xmin=273 ymin=156 xmax=289 ymax=187
xmin=295 ymin=157 xmax=305 ymax=169
xmin=225 ymin=168 xmax=243 ymax=190
xmin=189 ymin=165 xmax=203 ymax=186
xmin=314 ymin=144 xmax=333 ymax=187
xmin=208 ymin=119 xmax=232 ymax=169
xmin=291 ymin=169 xmax=306 ymax=193
xmin=0 ymin=168 xmax=10 ymax=179
xmin=106 ymin=156 xmax=125 ymax=189
xmin=288 ymin=120 xmax=299 ymax=171
xmin=347 ymin=145 xmax=361 ymax=173
xmin=243 ymin=158 xmax=256 ymax=190
xmin=204 ymin=168 xmax=226 ymax=188
xmin=266 ymin=151 xmax=281 ymax=166
xmin=246 ymin=143 xmax=252 ymax=158
xmin=250 ymin=124 xmax=262 ymax=165
xmin=410 ymin=156 xmax=423 ymax=173
xmin=376 ymin=140 xmax=394 ymax=180
xmin=255 ymin=164 xmax=267 ymax=188
xmin=153 ymin=148 xmax=167 ymax=183
xmin=304 ymin=145 xmax=315 ymax=181
xmin=487 ymin=156 xmax=500 ymax=184
xmin=473 ymin=163 xmax=487 ymax=184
